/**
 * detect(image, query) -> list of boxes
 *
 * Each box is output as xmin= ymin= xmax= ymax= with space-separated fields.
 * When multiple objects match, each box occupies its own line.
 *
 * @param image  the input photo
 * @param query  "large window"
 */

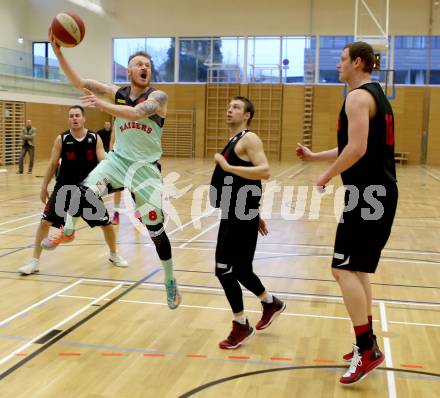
xmin=247 ymin=36 xmax=282 ymax=83
xmin=32 ymin=42 xmax=60 ymax=80
xmin=318 ymin=36 xmax=354 ymax=83
xmin=113 ymin=38 xmax=175 ymax=83
xmin=282 ymin=36 xmax=316 ymax=83
xmin=394 ymin=36 xmax=440 ymax=84
xmin=178 ymin=37 xmax=245 ymax=83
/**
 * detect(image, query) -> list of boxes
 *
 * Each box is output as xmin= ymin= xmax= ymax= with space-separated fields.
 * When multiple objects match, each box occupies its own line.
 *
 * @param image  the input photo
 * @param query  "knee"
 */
xmin=332 ymin=267 xmax=343 ymax=282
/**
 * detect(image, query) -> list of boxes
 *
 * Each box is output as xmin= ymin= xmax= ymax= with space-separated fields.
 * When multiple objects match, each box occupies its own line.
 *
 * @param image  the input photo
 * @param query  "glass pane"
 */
xmin=282 ymin=36 xmax=316 ymax=83
xmin=318 ymin=35 xmax=353 ymax=83
xmin=247 ymin=37 xmax=281 ymax=83
xmin=179 ymin=38 xmax=212 ymax=82
xmin=113 ymin=38 xmax=175 ymax=83
xmin=209 ymin=37 xmax=244 ymax=82
xmin=394 ymin=35 xmax=440 ymax=85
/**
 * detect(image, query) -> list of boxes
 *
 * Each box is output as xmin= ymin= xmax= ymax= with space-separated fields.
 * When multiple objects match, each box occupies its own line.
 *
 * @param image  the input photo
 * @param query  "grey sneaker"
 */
xmin=18 ymin=259 xmax=39 ymax=275
xmin=165 ymin=278 xmax=182 ymax=309
xmin=109 ymin=252 xmax=128 ymax=267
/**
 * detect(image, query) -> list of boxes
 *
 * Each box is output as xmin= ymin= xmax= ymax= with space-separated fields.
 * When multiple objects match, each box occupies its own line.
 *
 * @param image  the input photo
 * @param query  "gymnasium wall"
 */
xmin=9 ymin=83 xmax=429 ymax=165
xmin=10 ymin=0 xmax=439 ymax=82
xmin=25 ymin=102 xmax=110 ymax=161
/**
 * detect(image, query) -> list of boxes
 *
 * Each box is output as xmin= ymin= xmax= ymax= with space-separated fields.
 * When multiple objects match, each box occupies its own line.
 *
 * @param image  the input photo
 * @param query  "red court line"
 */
xmin=271 ymin=357 xmax=292 ymax=361
xmin=15 ymin=353 xmax=28 ymax=357
xmin=313 ymin=359 xmax=336 ymax=363
xmin=228 ymin=356 xmax=250 ymax=360
xmin=101 ymin=352 xmax=125 ymax=357
xmin=401 ymin=364 xmax=424 ymax=369
xmin=143 ymin=353 xmax=165 ymax=357
xmin=186 ymin=354 xmax=208 ymax=358
xmin=59 ymin=353 xmax=81 ymax=356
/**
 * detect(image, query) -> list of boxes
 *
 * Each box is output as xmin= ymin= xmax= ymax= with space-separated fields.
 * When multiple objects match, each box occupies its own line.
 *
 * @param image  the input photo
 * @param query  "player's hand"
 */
xmin=48 ymin=28 xmax=61 ymax=54
xmin=40 ymin=186 xmax=49 ymax=204
xmin=258 ymin=217 xmax=268 ymax=236
xmin=81 ymin=88 xmax=104 ymax=109
xmin=316 ymin=172 xmax=331 ymax=192
xmin=214 ymin=153 xmax=229 ymax=172
xmin=296 ymin=143 xmax=315 ymax=161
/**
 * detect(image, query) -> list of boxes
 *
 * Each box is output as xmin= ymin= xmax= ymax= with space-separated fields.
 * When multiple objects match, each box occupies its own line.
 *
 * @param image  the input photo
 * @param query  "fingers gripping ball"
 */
xmin=51 ymin=13 xmax=85 ymax=47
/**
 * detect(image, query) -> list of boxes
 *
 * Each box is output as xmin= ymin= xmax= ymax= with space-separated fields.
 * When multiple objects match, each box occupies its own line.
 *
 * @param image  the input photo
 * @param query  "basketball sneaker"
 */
xmin=111 ymin=211 xmax=119 ymax=225
xmin=41 ymin=228 xmax=75 ymax=250
xmin=343 ymin=334 xmax=378 ymax=362
xmin=18 ymin=258 xmax=39 ymax=275
xmin=219 ymin=320 xmax=254 ymax=349
xmin=109 ymin=252 xmax=128 ymax=268
xmin=256 ymin=295 xmax=286 ymax=330
xmin=165 ymin=278 xmax=182 ymax=309
xmin=340 ymin=344 xmax=385 ymax=385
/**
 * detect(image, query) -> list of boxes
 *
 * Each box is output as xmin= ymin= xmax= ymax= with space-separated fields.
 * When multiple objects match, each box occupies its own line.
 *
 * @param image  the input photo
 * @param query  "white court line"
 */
xmin=183 ymin=239 xmax=440 ymax=258
xmin=58 ymin=294 xmax=439 ymax=329
xmin=288 ymin=164 xmax=309 ymax=179
xmin=0 ymin=213 xmax=41 ymax=227
xmin=0 ymin=284 xmax=122 ymax=366
xmin=167 ymin=207 xmax=217 ymax=236
xmin=68 ymin=278 xmax=440 ymax=309
xmin=274 ymin=163 xmax=304 ymax=179
xmin=380 ymin=302 xmax=397 ymax=398
xmin=389 ymin=320 xmax=440 ymax=328
xmin=169 ymin=245 xmax=440 ymax=266
xmin=0 ymin=279 xmax=83 ymax=328
xmin=0 ymin=221 xmax=41 ymax=235
xmin=178 ymin=221 xmax=219 ymax=249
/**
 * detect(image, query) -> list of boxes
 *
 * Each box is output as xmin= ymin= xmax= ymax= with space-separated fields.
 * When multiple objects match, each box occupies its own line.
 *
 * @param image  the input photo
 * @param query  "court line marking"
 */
xmin=0 ymin=283 xmax=122 ymax=367
xmin=0 ymin=279 xmax=83 ymax=328
xmin=380 ymin=302 xmax=397 ymax=398
xmin=68 ymin=278 xmax=440 ymax=308
xmin=0 ymin=221 xmax=41 ymax=235
xmin=178 ymin=221 xmax=219 ymax=249
xmin=0 ymin=213 xmax=41 ymax=227
xmin=57 ymin=294 xmax=440 ymax=328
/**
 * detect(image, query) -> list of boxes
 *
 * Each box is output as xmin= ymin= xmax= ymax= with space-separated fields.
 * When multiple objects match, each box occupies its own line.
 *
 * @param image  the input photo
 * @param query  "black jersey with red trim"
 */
xmin=56 ymin=130 xmax=98 ymax=186
xmin=115 ymin=86 xmax=165 ymax=128
xmin=337 ymin=82 xmax=397 ymax=186
xmin=210 ymin=130 xmax=262 ymax=218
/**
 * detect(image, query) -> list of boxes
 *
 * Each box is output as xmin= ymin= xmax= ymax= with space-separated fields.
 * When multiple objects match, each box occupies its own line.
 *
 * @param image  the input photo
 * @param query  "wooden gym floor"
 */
xmin=0 ymin=159 xmax=438 ymax=398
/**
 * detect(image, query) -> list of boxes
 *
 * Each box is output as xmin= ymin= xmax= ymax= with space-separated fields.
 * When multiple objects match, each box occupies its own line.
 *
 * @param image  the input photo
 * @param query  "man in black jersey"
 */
xmin=296 ymin=42 xmax=398 ymax=384
xmin=18 ymin=106 xmax=127 ymax=275
xmin=211 ymin=96 xmax=286 ymax=349
xmin=96 ymin=121 xmax=112 ymax=152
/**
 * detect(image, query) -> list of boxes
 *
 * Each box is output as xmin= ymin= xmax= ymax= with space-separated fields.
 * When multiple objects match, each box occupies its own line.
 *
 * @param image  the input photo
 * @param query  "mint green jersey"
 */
xmin=113 ymin=86 xmax=164 ymax=163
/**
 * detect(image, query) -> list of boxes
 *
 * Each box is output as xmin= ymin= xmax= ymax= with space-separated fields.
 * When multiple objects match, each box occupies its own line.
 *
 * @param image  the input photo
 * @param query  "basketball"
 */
xmin=51 ymin=12 xmax=85 ymax=47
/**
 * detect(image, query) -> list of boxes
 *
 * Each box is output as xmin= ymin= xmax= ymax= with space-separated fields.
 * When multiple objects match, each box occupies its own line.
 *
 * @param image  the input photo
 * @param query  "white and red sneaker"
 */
xmin=219 ymin=320 xmax=254 ymax=349
xmin=343 ymin=334 xmax=378 ymax=362
xmin=340 ymin=344 xmax=385 ymax=385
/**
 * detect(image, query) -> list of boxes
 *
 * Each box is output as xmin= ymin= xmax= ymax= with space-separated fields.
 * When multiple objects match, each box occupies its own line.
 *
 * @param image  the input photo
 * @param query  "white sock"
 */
xmin=233 ymin=315 xmax=247 ymax=325
xmin=261 ymin=293 xmax=273 ymax=304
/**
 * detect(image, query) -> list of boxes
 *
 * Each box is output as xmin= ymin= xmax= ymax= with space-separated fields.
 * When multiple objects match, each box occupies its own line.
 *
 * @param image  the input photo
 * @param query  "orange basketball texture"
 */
xmin=51 ymin=13 xmax=85 ymax=47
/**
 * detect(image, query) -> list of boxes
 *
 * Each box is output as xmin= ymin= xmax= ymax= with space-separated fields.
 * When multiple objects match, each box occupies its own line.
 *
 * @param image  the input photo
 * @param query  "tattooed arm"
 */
xmin=80 ymin=89 xmax=168 ymax=121
xmin=49 ymin=29 xmax=118 ymax=100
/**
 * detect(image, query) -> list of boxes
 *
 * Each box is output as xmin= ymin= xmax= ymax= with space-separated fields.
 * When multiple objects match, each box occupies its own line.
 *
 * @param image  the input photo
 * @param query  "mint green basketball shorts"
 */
xmin=83 ymin=151 xmax=163 ymax=225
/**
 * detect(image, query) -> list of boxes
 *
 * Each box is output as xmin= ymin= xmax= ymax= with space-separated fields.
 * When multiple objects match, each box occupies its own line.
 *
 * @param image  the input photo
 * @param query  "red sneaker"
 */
xmin=343 ymin=334 xmax=377 ymax=362
xmin=340 ymin=344 xmax=385 ymax=385
xmin=111 ymin=211 xmax=120 ymax=225
xmin=256 ymin=296 xmax=286 ymax=330
xmin=41 ymin=228 xmax=75 ymax=250
xmin=219 ymin=320 xmax=254 ymax=349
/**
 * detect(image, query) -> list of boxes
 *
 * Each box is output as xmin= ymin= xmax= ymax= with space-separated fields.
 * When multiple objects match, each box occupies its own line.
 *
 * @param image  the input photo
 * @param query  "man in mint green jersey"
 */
xmin=48 ymin=31 xmax=181 ymax=309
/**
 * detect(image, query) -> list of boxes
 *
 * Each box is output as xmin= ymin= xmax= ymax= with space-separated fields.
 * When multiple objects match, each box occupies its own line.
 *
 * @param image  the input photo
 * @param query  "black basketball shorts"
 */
xmin=332 ymin=183 xmax=398 ymax=273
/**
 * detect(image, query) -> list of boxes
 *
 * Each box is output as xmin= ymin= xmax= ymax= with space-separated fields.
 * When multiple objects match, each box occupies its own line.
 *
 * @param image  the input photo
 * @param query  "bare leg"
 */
xmin=357 ymin=272 xmax=372 ymax=319
xmin=33 ymin=220 xmax=52 ymax=259
xmin=101 ymin=224 xmax=116 ymax=253
xmin=332 ymin=268 xmax=368 ymax=326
